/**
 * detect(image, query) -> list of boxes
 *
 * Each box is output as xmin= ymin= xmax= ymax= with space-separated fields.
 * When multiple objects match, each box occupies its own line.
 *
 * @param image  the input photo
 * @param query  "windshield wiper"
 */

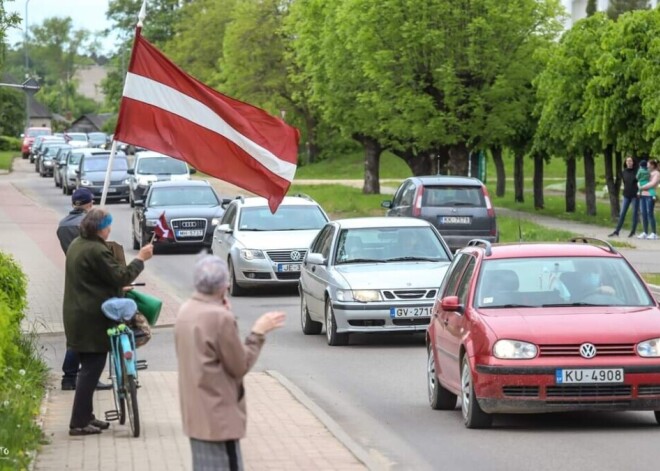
xmin=489 ymin=304 xmax=536 ymax=308
xmin=338 ymin=258 xmax=385 ymax=264
xmin=384 ymin=256 xmax=440 ymax=262
xmin=239 ymin=228 xmax=268 ymax=231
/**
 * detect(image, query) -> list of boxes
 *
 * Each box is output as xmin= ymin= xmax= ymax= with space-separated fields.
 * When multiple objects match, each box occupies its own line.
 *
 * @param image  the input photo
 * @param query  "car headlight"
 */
xmin=493 ymin=340 xmax=538 ymax=359
xmin=637 ymin=338 xmax=660 ymax=357
xmin=44 ymin=160 xmax=53 ymax=166
xmin=80 ymin=179 xmax=92 ymax=186
xmin=240 ymin=249 xmax=265 ymax=260
xmin=336 ymin=290 xmax=382 ymax=303
xmin=212 ymin=218 xmax=221 ymax=226
xmin=145 ymin=219 xmax=157 ymax=227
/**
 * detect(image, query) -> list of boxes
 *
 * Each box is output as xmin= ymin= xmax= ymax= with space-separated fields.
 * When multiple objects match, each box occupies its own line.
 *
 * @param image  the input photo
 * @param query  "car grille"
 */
xmin=274 ymin=272 xmax=301 ymax=280
xmin=383 ymin=289 xmax=436 ymax=300
xmin=92 ymin=180 xmax=124 ymax=185
xmin=638 ymin=385 xmax=660 ymax=396
xmin=538 ymin=343 xmax=636 ymax=357
xmin=546 ymin=385 xmax=631 ymax=397
xmin=267 ymin=250 xmax=307 ymax=263
xmin=391 ymin=318 xmax=430 ymax=326
xmin=546 ymin=400 xmax=630 ymax=407
xmin=503 ymin=386 xmax=540 ymax=397
xmin=171 ymin=218 xmax=207 ymax=242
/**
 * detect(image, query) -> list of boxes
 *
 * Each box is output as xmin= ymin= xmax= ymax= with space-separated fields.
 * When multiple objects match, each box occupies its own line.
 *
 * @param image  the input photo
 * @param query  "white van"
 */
xmin=127 ymin=151 xmax=197 ymax=207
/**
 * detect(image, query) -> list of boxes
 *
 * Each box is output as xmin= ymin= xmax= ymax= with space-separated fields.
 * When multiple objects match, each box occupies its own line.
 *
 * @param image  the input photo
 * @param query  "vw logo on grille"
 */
xmin=290 ymin=251 xmax=301 ymax=261
xmin=580 ymin=343 xmax=597 ymax=359
xmin=181 ymin=222 xmax=196 ymax=228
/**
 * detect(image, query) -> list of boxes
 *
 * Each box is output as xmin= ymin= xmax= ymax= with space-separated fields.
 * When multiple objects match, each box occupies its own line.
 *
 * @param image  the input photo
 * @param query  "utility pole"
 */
xmin=24 ymin=0 xmax=30 ymax=131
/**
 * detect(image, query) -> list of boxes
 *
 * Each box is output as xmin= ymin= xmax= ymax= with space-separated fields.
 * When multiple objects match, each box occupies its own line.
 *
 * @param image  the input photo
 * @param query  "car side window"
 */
xmin=440 ymin=254 xmax=470 ymax=297
xmin=319 ymin=227 xmax=336 ymax=259
xmin=400 ymin=182 xmax=416 ymax=207
xmin=391 ymin=181 xmax=409 ymax=207
xmin=310 ymin=226 xmax=331 ymax=254
xmin=455 ymin=257 xmax=477 ymax=305
xmin=221 ymin=204 xmax=237 ymax=227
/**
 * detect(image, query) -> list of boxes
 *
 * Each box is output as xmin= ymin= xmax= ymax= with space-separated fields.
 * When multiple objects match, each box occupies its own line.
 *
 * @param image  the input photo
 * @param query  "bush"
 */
xmin=0 ymin=136 xmax=22 ymax=152
xmin=0 ymin=252 xmax=27 ymax=317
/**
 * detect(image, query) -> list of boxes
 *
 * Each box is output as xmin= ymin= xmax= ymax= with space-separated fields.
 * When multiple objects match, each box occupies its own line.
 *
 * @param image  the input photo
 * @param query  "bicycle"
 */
xmin=101 ymin=297 xmax=147 ymax=438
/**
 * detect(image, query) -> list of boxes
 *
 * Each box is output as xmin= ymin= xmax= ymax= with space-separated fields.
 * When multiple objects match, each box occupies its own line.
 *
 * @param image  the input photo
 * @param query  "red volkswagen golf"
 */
xmin=427 ymin=238 xmax=660 ymax=428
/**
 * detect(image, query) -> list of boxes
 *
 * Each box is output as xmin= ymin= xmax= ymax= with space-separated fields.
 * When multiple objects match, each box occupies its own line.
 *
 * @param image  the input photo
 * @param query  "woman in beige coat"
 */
xmin=174 ymin=255 xmax=285 ymax=471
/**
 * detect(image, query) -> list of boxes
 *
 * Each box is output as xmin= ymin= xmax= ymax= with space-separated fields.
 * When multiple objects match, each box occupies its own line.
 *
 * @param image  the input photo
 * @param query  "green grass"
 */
xmin=295 ymin=150 xmax=411 ymax=180
xmin=0 ymin=151 xmax=16 ymax=171
xmin=642 ymin=273 xmax=660 ymax=285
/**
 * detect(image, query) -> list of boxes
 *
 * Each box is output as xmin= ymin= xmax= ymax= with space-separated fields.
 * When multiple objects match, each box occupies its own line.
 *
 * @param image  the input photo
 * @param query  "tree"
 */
xmin=106 ymin=0 xmax=182 ymax=46
xmin=586 ymin=0 xmax=598 ymax=16
xmin=639 ymin=10 xmax=660 ymax=155
xmin=607 ymin=0 xmax=649 ymax=20
xmin=0 ymin=88 xmax=25 ymax=136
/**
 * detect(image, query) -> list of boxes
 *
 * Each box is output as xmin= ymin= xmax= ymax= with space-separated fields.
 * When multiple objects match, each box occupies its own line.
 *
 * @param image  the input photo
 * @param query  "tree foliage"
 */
xmin=607 ymin=0 xmax=649 ymax=20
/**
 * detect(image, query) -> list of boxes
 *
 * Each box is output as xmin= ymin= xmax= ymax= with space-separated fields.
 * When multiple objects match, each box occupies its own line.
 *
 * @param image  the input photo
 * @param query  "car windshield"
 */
xmin=27 ymin=129 xmax=50 ymax=138
xmin=83 ymin=157 xmax=128 ymax=172
xmin=65 ymin=133 xmax=87 ymax=142
xmin=137 ymin=156 xmax=188 ymax=175
xmin=237 ymin=206 xmax=327 ymax=231
xmin=475 ymin=257 xmax=654 ymax=309
xmin=422 ymin=186 xmax=484 ymax=207
xmin=148 ymin=186 xmax=219 ymax=207
xmin=335 ymin=226 xmax=450 ymax=264
xmin=88 ymin=133 xmax=107 ymax=143
xmin=68 ymin=152 xmax=83 ymax=165
xmin=45 ymin=145 xmax=67 ymax=157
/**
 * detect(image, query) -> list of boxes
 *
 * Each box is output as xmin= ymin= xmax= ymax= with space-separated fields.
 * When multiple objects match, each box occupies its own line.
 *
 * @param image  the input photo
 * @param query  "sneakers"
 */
xmin=608 ymin=231 xmax=619 ymax=237
xmin=61 ymin=380 xmax=76 ymax=391
xmin=648 ymin=233 xmax=658 ymax=240
xmin=69 ymin=424 xmax=102 ymax=436
xmin=90 ymin=418 xmax=110 ymax=430
xmin=637 ymin=232 xmax=648 ymax=239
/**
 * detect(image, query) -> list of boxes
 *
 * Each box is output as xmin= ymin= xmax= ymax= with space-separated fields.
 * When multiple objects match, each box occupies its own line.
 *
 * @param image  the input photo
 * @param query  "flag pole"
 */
xmin=100 ymin=140 xmax=118 ymax=207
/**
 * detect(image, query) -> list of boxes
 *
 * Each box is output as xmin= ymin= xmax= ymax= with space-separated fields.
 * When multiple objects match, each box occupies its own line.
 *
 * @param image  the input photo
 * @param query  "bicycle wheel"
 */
xmin=122 ymin=358 xmax=140 ymax=437
xmin=110 ymin=350 xmax=126 ymax=424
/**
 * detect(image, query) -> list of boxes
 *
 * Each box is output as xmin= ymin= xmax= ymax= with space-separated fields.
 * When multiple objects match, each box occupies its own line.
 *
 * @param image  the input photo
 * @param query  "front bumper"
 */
xmin=82 ymin=185 xmax=130 ymax=200
xmin=233 ymin=256 xmax=303 ymax=287
xmin=474 ymin=363 xmax=660 ymax=414
xmin=332 ymin=301 xmax=432 ymax=333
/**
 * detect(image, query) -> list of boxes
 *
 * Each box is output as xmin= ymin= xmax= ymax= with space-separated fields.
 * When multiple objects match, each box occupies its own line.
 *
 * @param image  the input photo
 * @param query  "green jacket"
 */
xmin=63 ymin=236 xmax=144 ymax=353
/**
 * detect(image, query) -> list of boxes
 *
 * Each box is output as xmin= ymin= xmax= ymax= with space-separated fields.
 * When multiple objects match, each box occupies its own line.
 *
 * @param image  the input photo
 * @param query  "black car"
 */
xmin=76 ymin=152 xmax=130 ymax=202
xmin=131 ymin=180 xmax=227 ymax=250
xmin=382 ymin=175 xmax=498 ymax=252
xmin=38 ymin=143 xmax=70 ymax=177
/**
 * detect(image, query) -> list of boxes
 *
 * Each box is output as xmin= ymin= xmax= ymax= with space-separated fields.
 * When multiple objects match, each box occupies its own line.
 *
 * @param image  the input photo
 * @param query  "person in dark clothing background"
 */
xmin=609 ymin=156 xmax=639 ymax=238
xmin=56 ymin=188 xmax=111 ymax=391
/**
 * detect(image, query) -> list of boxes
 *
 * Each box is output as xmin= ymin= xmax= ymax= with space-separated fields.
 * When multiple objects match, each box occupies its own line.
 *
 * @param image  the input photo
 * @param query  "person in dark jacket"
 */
xmin=64 ymin=208 xmax=153 ymax=436
xmin=609 ymin=156 xmax=639 ymax=238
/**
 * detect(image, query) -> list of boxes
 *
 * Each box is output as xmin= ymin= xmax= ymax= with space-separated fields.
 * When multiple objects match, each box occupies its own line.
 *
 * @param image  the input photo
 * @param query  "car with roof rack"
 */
xmin=211 ymin=195 xmax=330 ymax=296
xmin=427 ymin=237 xmax=660 ymax=428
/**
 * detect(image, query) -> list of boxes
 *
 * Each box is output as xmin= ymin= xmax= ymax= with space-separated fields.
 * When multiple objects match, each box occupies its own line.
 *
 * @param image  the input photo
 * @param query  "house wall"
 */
xmin=74 ymin=65 xmax=108 ymax=103
xmin=561 ymin=0 xmax=658 ymax=27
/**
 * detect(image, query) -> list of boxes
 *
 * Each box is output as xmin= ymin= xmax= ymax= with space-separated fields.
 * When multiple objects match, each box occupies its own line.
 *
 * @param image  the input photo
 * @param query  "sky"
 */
xmin=5 ymin=0 xmax=121 ymax=54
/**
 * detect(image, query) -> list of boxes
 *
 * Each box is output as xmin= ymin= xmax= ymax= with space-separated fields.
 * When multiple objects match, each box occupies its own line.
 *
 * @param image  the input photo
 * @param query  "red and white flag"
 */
xmin=153 ymin=211 xmax=174 ymax=242
xmin=114 ymin=28 xmax=300 ymax=212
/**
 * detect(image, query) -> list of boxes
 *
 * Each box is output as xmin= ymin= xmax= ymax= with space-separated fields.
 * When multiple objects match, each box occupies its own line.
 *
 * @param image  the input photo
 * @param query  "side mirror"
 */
xmin=75 ymin=169 xmax=80 ymax=175
xmin=216 ymin=223 xmax=232 ymax=233
xmin=221 ymin=198 xmax=232 ymax=209
xmin=440 ymin=296 xmax=463 ymax=314
xmin=381 ymin=200 xmax=392 ymax=209
xmin=134 ymin=200 xmax=144 ymax=207
xmin=189 ymin=168 xmax=197 ymax=175
xmin=306 ymin=253 xmax=326 ymax=266
xmin=127 ymin=168 xmax=135 ymax=175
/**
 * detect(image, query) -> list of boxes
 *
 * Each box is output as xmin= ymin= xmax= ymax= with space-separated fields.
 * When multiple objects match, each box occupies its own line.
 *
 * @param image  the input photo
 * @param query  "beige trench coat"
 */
xmin=174 ymin=292 xmax=265 ymax=441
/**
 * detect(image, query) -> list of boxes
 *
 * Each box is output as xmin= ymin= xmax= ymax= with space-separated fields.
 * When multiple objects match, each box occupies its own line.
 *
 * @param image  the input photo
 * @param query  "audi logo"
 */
xmin=580 ymin=343 xmax=597 ymax=359
xmin=290 ymin=251 xmax=301 ymax=261
xmin=181 ymin=222 xmax=197 ymax=228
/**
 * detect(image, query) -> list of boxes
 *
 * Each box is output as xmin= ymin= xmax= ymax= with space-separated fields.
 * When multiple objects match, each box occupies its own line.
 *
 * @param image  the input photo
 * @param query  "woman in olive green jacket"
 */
xmin=63 ymin=208 xmax=153 ymax=435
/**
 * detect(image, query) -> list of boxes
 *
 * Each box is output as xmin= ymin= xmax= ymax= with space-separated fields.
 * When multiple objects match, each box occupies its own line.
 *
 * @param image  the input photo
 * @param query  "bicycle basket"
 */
xmin=102 ymin=297 xmax=138 ymax=322
xmin=125 ymin=290 xmax=163 ymax=326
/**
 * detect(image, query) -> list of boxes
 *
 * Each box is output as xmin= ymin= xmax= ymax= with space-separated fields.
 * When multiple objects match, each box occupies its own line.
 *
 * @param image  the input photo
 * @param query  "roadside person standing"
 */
xmin=56 ymin=188 xmax=110 ymax=391
xmin=609 ymin=156 xmax=639 ymax=238
xmin=64 ymin=208 xmax=153 ymax=435
xmin=175 ymin=255 xmax=285 ymax=470
xmin=638 ymin=158 xmax=660 ymax=240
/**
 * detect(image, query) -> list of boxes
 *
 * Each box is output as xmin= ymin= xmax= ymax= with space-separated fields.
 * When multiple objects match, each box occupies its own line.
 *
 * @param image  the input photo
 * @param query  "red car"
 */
xmin=21 ymin=127 xmax=51 ymax=159
xmin=427 ymin=238 xmax=660 ymax=428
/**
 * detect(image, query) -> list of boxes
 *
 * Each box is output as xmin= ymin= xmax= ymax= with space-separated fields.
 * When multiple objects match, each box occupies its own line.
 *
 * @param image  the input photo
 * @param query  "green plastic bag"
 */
xmin=125 ymin=289 xmax=163 ymax=326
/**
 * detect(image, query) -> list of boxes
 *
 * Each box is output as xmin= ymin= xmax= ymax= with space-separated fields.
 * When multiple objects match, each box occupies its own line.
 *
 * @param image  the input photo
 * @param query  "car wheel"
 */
xmin=654 ymin=411 xmax=660 ymax=425
xmin=461 ymin=356 xmax=492 ymax=429
xmin=228 ymin=259 xmax=246 ymax=297
xmin=132 ymin=224 xmax=140 ymax=250
xmin=129 ymin=192 xmax=135 ymax=208
xmin=301 ymin=294 xmax=322 ymax=335
xmin=428 ymin=347 xmax=457 ymax=410
xmin=325 ymin=298 xmax=348 ymax=346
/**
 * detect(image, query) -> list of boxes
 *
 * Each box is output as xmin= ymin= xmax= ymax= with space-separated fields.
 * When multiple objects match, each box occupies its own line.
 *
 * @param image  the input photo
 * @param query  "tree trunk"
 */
xmin=491 ymin=146 xmax=505 ymax=197
xmin=565 ymin=156 xmax=576 ymax=213
xmin=447 ymin=143 xmax=470 ymax=176
xmin=603 ymin=145 xmax=619 ymax=220
xmin=533 ymin=152 xmax=544 ymax=210
xmin=583 ymin=149 xmax=597 ymax=216
xmin=392 ymin=148 xmax=434 ymax=176
xmin=436 ymin=146 xmax=450 ymax=174
xmin=614 ymin=150 xmax=623 ymax=198
xmin=303 ymin=113 xmax=319 ymax=164
xmin=514 ymin=150 xmax=524 ymax=203
xmin=362 ymin=137 xmax=381 ymax=194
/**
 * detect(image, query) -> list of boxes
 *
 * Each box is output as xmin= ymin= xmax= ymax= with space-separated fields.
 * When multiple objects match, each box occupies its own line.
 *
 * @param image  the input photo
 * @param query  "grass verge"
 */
xmin=642 ymin=273 xmax=660 ymax=285
xmin=0 ymin=152 xmax=17 ymax=171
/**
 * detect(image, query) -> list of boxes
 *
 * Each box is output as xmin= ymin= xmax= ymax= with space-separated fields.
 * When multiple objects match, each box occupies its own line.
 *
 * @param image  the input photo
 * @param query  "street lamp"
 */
xmin=24 ymin=0 xmax=30 ymax=131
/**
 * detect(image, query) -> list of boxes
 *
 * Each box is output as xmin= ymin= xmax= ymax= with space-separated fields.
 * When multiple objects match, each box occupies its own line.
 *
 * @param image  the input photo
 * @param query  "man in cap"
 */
xmin=56 ymin=188 xmax=112 ymax=391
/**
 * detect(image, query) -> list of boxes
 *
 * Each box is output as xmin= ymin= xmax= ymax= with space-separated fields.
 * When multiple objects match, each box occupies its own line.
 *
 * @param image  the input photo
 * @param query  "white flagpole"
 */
xmin=138 ymin=1 xmax=147 ymax=27
xmin=100 ymin=140 xmax=118 ymax=207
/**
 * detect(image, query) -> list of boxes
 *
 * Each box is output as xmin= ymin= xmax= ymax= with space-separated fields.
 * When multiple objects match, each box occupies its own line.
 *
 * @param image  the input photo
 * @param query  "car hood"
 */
xmin=479 ymin=306 xmax=660 ymax=343
xmin=335 ymin=262 xmax=450 ymax=290
xmin=145 ymin=206 xmax=224 ymax=219
xmin=235 ymin=230 xmax=319 ymax=250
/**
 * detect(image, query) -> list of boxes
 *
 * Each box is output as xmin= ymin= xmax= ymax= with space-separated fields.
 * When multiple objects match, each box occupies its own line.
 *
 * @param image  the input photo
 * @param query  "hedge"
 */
xmin=0 ymin=136 xmax=22 ymax=152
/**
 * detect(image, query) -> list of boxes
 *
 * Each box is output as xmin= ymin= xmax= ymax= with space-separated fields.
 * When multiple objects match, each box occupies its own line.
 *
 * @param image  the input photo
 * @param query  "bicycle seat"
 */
xmin=102 ymin=297 xmax=138 ymax=322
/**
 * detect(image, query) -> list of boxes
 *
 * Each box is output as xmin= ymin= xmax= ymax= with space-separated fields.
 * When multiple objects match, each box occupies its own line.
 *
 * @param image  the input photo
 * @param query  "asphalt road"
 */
xmin=22 ymin=163 xmax=660 ymax=471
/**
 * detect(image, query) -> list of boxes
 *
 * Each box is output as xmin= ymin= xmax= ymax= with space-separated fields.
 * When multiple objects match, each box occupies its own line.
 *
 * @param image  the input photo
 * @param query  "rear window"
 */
xmin=422 ymin=186 xmax=484 ymax=207
xmin=27 ymin=129 xmax=50 ymax=138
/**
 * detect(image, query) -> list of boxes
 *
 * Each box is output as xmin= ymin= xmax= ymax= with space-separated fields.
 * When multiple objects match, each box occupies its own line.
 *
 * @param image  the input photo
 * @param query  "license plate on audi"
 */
xmin=177 ymin=229 xmax=204 ymax=237
xmin=389 ymin=307 xmax=431 ymax=318
xmin=555 ymin=368 xmax=624 ymax=384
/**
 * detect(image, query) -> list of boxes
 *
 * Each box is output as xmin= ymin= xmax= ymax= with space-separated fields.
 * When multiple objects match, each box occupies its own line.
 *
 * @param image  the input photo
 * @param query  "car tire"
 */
xmin=654 ymin=411 xmax=660 ymax=425
xmin=428 ymin=347 xmax=457 ymax=410
xmin=301 ymin=294 xmax=322 ymax=335
xmin=228 ymin=259 xmax=246 ymax=297
xmin=461 ymin=356 xmax=492 ymax=429
xmin=325 ymin=298 xmax=348 ymax=346
xmin=132 ymin=224 xmax=140 ymax=250
xmin=129 ymin=192 xmax=135 ymax=208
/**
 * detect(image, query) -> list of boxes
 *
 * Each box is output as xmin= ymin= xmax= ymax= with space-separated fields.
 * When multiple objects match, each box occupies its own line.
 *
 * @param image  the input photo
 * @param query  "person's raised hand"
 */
xmin=137 ymin=243 xmax=154 ymax=262
xmin=252 ymin=311 xmax=286 ymax=335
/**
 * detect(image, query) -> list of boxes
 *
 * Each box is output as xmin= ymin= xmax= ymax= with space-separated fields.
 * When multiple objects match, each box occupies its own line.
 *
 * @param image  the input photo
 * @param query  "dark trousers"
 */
xmin=69 ymin=352 xmax=107 ymax=429
xmin=640 ymin=195 xmax=657 ymax=235
xmin=613 ymin=196 xmax=639 ymax=234
xmin=62 ymin=348 xmax=79 ymax=381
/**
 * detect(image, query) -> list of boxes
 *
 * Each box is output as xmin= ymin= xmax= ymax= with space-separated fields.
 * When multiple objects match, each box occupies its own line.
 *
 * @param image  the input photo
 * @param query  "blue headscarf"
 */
xmin=98 ymin=213 xmax=113 ymax=230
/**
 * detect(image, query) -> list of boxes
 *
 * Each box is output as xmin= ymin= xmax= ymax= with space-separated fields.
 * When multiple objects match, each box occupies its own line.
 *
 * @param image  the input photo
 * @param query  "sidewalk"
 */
xmin=0 ymin=161 xmax=372 ymax=471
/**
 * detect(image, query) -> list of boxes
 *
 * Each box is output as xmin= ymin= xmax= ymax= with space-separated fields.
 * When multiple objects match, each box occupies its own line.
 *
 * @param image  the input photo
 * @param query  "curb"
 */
xmin=29 ymin=375 xmax=56 ymax=471
xmin=267 ymin=370 xmax=388 ymax=471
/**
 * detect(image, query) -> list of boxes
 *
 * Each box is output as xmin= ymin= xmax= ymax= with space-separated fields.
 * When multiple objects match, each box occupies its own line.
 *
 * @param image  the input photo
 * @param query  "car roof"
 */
xmin=408 ymin=175 xmax=484 ymax=186
xmin=149 ymin=180 xmax=211 ymax=188
xmin=78 ymin=148 xmax=126 ymax=156
xmin=135 ymin=151 xmax=176 ymax=159
xmin=333 ymin=216 xmax=435 ymax=229
xmin=470 ymin=242 xmax=624 ymax=260
xmin=237 ymin=196 xmax=321 ymax=207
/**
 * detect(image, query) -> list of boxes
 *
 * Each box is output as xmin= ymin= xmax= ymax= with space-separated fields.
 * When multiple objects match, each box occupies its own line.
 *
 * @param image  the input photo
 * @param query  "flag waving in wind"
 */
xmin=114 ymin=23 xmax=299 ymax=212
xmin=152 ymin=211 xmax=174 ymax=242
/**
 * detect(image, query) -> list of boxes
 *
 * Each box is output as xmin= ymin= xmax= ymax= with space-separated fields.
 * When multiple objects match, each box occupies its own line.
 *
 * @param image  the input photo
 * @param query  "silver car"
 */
xmin=299 ymin=217 xmax=453 ymax=346
xmin=211 ymin=196 xmax=329 ymax=296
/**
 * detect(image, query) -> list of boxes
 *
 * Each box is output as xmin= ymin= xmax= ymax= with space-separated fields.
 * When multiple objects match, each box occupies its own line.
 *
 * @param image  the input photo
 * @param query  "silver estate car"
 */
xmin=299 ymin=217 xmax=453 ymax=346
xmin=211 ymin=195 xmax=329 ymax=296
